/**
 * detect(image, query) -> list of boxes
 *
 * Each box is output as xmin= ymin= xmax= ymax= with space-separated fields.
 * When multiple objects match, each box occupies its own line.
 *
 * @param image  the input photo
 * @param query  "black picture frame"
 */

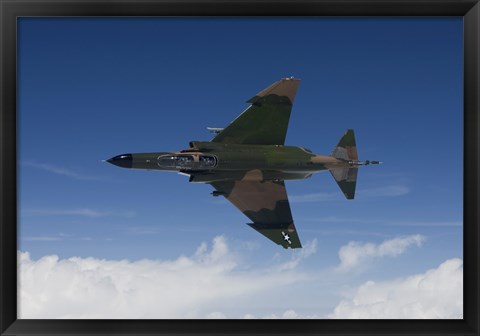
xmin=1 ymin=1 xmax=478 ymax=335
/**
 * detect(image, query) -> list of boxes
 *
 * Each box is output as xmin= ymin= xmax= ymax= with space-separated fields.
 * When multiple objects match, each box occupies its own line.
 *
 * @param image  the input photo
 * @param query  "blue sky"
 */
xmin=17 ymin=17 xmax=463 ymax=319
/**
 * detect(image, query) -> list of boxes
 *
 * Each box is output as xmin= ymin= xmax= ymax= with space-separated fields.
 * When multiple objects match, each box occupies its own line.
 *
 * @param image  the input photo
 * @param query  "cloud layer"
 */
xmin=18 ymin=235 xmax=461 ymax=319
xmin=329 ymin=258 xmax=463 ymax=319
xmin=18 ymin=236 xmax=309 ymax=319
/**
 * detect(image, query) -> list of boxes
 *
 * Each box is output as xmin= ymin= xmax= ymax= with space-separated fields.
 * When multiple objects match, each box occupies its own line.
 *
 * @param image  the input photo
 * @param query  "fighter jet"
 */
xmin=107 ymin=78 xmax=381 ymax=249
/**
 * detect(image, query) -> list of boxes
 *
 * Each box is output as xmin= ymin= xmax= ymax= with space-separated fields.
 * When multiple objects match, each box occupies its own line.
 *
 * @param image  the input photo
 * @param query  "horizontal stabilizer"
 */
xmin=330 ymin=167 xmax=358 ymax=200
xmin=330 ymin=129 xmax=358 ymax=199
xmin=247 ymin=222 xmax=302 ymax=249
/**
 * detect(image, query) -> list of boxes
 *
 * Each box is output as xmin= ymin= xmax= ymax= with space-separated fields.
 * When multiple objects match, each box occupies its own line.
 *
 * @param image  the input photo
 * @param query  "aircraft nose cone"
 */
xmin=107 ymin=154 xmax=133 ymax=169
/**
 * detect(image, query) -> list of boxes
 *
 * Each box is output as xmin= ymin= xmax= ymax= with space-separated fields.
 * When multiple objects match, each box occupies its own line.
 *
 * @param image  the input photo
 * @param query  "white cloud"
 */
xmin=265 ymin=309 xmax=317 ymax=319
xmin=206 ymin=312 xmax=227 ymax=319
xmin=290 ymin=185 xmax=409 ymax=203
xmin=337 ymin=235 xmax=425 ymax=272
xmin=277 ymin=239 xmax=318 ymax=271
xmin=18 ymin=236 xmax=461 ymax=320
xmin=22 ymin=233 xmax=93 ymax=243
xmin=389 ymin=221 xmax=462 ymax=227
xmin=22 ymin=161 xmax=100 ymax=181
xmin=244 ymin=310 xmax=322 ymax=319
xmin=289 ymin=192 xmax=340 ymax=203
xmin=23 ymin=236 xmax=63 ymax=242
xmin=357 ymin=185 xmax=410 ymax=197
xmin=303 ymin=216 xmax=461 ymax=228
xmin=22 ymin=208 xmax=135 ymax=218
xmin=18 ymin=236 xmax=310 ymax=319
xmin=329 ymin=258 xmax=463 ymax=319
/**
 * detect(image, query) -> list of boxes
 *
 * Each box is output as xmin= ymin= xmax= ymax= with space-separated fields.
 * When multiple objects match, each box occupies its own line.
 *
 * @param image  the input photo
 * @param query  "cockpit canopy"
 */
xmin=157 ymin=154 xmax=217 ymax=170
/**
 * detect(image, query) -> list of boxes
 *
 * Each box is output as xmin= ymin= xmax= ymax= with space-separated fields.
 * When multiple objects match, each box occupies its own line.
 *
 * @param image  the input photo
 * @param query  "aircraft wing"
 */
xmin=210 ymin=180 xmax=302 ymax=249
xmin=211 ymin=78 xmax=300 ymax=145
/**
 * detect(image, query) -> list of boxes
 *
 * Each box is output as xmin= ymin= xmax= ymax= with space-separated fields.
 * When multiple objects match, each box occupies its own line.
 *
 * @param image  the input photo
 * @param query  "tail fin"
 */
xmin=330 ymin=129 xmax=358 ymax=200
xmin=331 ymin=129 xmax=358 ymax=161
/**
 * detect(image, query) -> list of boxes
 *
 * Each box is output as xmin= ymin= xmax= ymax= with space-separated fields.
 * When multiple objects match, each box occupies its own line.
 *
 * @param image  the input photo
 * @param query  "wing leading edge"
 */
xmin=211 ymin=78 xmax=300 ymax=145
xmin=210 ymin=179 xmax=302 ymax=249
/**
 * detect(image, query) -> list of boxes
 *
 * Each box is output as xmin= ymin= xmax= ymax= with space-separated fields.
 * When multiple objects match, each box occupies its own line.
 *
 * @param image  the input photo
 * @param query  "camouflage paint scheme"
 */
xmin=107 ymin=78 xmax=381 ymax=249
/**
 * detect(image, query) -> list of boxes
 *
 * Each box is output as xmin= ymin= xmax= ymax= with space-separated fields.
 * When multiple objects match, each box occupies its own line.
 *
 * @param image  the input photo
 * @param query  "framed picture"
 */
xmin=1 ymin=0 xmax=478 ymax=335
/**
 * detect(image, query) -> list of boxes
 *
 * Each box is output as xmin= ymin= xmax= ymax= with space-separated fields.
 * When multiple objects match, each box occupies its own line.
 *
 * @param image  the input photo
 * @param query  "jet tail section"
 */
xmin=331 ymin=129 xmax=358 ymax=199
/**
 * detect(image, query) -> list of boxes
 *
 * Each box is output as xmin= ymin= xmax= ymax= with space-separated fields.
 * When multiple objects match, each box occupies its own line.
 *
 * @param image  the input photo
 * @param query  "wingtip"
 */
xmin=248 ymin=77 xmax=301 ymax=104
xmin=282 ymin=76 xmax=301 ymax=81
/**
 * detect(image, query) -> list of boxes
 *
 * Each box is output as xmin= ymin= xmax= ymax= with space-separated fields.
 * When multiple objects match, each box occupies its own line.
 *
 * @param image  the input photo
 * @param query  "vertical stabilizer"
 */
xmin=331 ymin=129 xmax=358 ymax=161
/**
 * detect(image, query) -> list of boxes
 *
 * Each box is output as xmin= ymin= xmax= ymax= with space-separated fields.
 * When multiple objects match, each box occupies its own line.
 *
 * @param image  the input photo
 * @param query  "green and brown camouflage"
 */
xmin=107 ymin=78 xmax=381 ymax=249
xmin=211 ymin=77 xmax=299 ymax=145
